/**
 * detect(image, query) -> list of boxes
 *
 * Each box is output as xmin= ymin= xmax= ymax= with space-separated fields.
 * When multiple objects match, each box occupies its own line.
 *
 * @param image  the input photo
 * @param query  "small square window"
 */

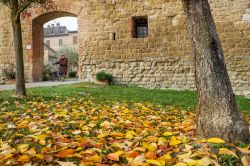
xmin=132 ymin=16 xmax=148 ymax=38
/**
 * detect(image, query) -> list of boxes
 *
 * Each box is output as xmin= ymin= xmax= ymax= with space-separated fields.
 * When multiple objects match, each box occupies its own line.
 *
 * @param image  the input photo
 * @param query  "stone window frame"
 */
xmin=73 ymin=36 xmax=77 ymax=44
xmin=131 ymin=16 xmax=148 ymax=38
xmin=59 ymin=39 xmax=63 ymax=46
xmin=45 ymin=40 xmax=50 ymax=46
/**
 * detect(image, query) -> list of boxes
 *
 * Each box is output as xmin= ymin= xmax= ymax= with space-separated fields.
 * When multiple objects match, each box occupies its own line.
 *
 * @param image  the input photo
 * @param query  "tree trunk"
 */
xmin=11 ymin=0 xmax=26 ymax=96
xmin=182 ymin=0 xmax=249 ymax=142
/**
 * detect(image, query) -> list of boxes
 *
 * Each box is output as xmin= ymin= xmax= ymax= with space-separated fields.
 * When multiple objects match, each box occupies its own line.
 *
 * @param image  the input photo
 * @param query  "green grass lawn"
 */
xmin=0 ymin=83 xmax=249 ymax=114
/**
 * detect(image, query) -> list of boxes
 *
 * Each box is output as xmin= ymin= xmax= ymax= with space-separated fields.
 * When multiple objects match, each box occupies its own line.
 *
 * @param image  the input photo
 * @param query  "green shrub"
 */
xmin=69 ymin=71 xmax=77 ymax=78
xmin=218 ymin=154 xmax=241 ymax=166
xmin=2 ymin=64 xmax=15 ymax=80
xmin=96 ymin=71 xmax=113 ymax=84
xmin=43 ymin=64 xmax=52 ymax=81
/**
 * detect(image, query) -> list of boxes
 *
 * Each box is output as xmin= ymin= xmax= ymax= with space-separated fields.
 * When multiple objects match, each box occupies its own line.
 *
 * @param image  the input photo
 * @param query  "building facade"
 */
xmin=0 ymin=0 xmax=249 ymax=97
xmin=43 ymin=23 xmax=78 ymax=65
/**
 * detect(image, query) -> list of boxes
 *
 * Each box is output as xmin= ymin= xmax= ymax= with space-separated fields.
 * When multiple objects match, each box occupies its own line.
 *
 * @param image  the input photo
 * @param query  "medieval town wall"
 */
xmin=0 ymin=0 xmax=249 ymax=96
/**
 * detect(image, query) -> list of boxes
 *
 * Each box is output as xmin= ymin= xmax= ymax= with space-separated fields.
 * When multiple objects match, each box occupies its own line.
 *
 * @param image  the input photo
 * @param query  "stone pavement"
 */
xmin=0 ymin=80 xmax=81 ymax=91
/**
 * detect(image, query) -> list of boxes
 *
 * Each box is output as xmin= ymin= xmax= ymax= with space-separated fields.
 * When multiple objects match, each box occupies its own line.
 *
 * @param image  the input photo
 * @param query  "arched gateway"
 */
xmin=32 ymin=11 xmax=77 ymax=81
xmin=0 ymin=0 xmax=249 ymax=97
xmin=21 ymin=1 xmax=83 ymax=82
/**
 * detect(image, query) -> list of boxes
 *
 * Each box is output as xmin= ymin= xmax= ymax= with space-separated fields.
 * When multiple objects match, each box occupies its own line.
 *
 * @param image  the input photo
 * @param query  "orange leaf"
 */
xmin=237 ymin=147 xmax=250 ymax=154
xmin=18 ymin=155 xmax=30 ymax=163
xmin=107 ymin=151 xmax=124 ymax=161
xmin=44 ymin=155 xmax=54 ymax=162
xmin=219 ymin=148 xmax=238 ymax=158
xmin=108 ymin=153 xmax=120 ymax=161
xmin=145 ymin=152 xmax=157 ymax=160
xmin=133 ymin=147 xmax=146 ymax=152
xmin=126 ymin=151 xmax=140 ymax=158
xmin=57 ymin=149 xmax=75 ymax=158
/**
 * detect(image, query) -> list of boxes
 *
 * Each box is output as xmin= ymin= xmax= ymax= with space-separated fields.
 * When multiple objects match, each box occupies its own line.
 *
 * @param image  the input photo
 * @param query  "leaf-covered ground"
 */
xmin=0 ymin=96 xmax=249 ymax=166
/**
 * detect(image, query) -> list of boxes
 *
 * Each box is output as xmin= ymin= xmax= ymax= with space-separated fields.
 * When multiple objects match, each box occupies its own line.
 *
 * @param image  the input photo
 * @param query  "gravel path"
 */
xmin=0 ymin=80 xmax=81 ymax=91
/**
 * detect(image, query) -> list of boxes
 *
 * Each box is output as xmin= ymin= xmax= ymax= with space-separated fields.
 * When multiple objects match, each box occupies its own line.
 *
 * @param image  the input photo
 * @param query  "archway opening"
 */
xmin=32 ymin=11 xmax=78 ymax=82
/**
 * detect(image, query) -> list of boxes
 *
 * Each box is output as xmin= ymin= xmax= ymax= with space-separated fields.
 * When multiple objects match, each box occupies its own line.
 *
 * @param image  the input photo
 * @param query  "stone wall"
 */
xmin=0 ymin=6 xmax=14 ymax=84
xmin=78 ymin=0 xmax=250 ymax=97
xmin=0 ymin=0 xmax=249 ymax=97
xmin=82 ymin=56 xmax=195 ymax=90
xmin=79 ymin=0 xmax=194 ymax=92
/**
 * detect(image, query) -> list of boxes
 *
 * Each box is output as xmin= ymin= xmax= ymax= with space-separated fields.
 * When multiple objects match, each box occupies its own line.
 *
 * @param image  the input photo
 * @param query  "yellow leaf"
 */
xmin=148 ymin=143 xmax=157 ymax=152
xmin=18 ymin=155 xmax=30 ymax=163
xmin=16 ymin=134 xmax=25 ymax=137
xmin=35 ymin=154 xmax=44 ymax=160
xmin=57 ymin=161 xmax=77 ymax=166
xmin=80 ymin=149 xmax=94 ymax=155
xmin=207 ymin=138 xmax=225 ymax=144
xmin=174 ymin=162 xmax=187 ymax=166
xmin=159 ymin=160 xmax=166 ymax=166
xmin=146 ymin=160 xmax=162 ymax=166
xmin=85 ymin=155 xmax=102 ymax=163
xmin=2 ymin=154 xmax=13 ymax=161
xmin=142 ymin=142 xmax=149 ymax=149
xmin=107 ymin=150 xmax=124 ymax=161
xmin=199 ymin=157 xmax=212 ymax=166
xmin=170 ymin=137 xmax=182 ymax=146
xmin=75 ymin=147 xmax=83 ymax=152
xmin=81 ymin=126 xmax=89 ymax=131
xmin=190 ymin=151 xmax=210 ymax=158
xmin=159 ymin=153 xmax=172 ymax=161
xmin=97 ymin=133 xmax=108 ymax=138
xmin=173 ymin=148 xmax=181 ymax=153
xmin=184 ymin=144 xmax=193 ymax=150
xmin=237 ymin=147 xmax=250 ymax=154
xmin=39 ymin=139 xmax=46 ymax=145
xmin=158 ymin=137 xmax=167 ymax=145
xmin=241 ymin=156 xmax=250 ymax=166
xmin=163 ymin=132 xmax=173 ymax=137
xmin=133 ymin=154 xmax=146 ymax=164
xmin=27 ymin=147 xmax=36 ymax=156
xmin=17 ymin=144 xmax=29 ymax=153
xmin=133 ymin=147 xmax=146 ymax=152
xmin=110 ymin=132 xmax=124 ymax=139
xmin=177 ymin=151 xmax=192 ymax=160
xmin=92 ymin=148 xmax=102 ymax=153
xmin=125 ymin=131 xmax=137 ymax=139
xmin=219 ymin=148 xmax=238 ymax=158
xmin=143 ymin=122 xmax=151 ymax=127
xmin=114 ymin=150 xmax=125 ymax=156
xmin=200 ymin=139 xmax=207 ymax=143
xmin=183 ymin=159 xmax=199 ymax=165
xmin=32 ymin=134 xmax=48 ymax=140
xmin=212 ymin=159 xmax=221 ymax=166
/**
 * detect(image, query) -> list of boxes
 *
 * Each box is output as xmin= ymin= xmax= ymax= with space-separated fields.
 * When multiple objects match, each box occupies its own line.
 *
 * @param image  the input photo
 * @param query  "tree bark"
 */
xmin=10 ymin=0 xmax=26 ymax=96
xmin=182 ymin=0 xmax=249 ymax=142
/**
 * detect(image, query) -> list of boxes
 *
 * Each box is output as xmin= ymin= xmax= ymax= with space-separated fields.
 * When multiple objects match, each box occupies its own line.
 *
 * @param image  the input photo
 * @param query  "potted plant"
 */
xmin=95 ymin=71 xmax=113 ymax=85
xmin=2 ymin=64 xmax=16 ymax=84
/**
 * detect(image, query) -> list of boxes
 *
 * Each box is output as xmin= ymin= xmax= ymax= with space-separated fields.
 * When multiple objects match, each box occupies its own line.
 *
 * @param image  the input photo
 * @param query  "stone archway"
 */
xmin=31 ymin=11 xmax=77 ymax=81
